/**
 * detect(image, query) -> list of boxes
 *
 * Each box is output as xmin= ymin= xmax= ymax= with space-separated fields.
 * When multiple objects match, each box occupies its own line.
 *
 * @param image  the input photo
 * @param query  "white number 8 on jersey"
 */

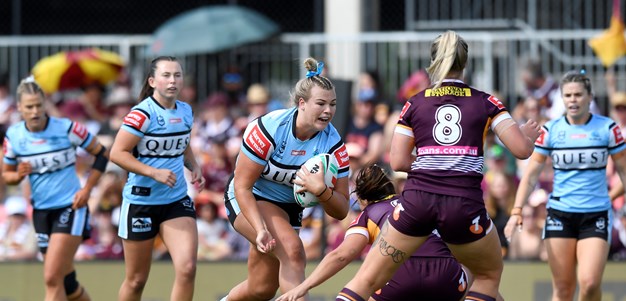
xmin=433 ymin=104 xmax=462 ymax=145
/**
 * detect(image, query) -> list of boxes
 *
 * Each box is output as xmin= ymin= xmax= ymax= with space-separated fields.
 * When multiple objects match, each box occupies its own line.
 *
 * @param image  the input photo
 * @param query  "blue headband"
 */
xmin=305 ymin=62 xmax=325 ymax=78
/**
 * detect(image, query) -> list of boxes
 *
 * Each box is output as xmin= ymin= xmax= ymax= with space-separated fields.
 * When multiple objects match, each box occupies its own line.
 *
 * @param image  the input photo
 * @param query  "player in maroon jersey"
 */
xmin=335 ymin=30 xmax=542 ymax=301
xmin=278 ymin=164 xmax=472 ymax=301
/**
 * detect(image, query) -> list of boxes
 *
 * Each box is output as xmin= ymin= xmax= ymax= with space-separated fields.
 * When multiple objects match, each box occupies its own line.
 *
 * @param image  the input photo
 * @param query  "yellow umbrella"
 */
xmin=588 ymin=0 xmax=626 ymax=67
xmin=32 ymin=48 xmax=125 ymax=94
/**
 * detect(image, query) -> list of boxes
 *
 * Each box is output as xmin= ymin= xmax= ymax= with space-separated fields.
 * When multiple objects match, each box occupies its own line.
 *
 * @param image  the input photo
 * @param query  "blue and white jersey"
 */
xmin=227 ymin=107 xmax=350 ymax=204
xmin=535 ymin=114 xmax=626 ymax=212
xmin=120 ymin=97 xmax=193 ymax=205
xmin=3 ymin=117 xmax=93 ymax=210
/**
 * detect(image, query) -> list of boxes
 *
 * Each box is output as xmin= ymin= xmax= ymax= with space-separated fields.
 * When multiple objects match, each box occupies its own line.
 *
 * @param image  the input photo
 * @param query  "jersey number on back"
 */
xmin=433 ymin=105 xmax=462 ymax=145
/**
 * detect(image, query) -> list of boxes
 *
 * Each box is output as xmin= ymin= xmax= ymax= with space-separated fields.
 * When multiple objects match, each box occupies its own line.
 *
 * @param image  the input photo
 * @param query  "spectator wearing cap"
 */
xmin=0 ymin=196 xmax=37 ymax=261
xmin=345 ymin=72 xmax=385 ymax=166
xmin=235 ymin=83 xmax=273 ymax=133
xmin=99 ymin=85 xmax=135 ymax=137
xmin=605 ymin=72 xmax=626 ymax=212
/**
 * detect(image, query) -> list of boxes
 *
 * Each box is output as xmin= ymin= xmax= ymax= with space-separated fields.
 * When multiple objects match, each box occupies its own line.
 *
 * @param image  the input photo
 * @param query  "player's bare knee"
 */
xmin=175 ymin=261 xmax=197 ymax=282
xmin=126 ymin=276 xmax=149 ymax=292
xmin=578 ymin=277 xmax=601 ymax=296
xmin=281 ymin=244 xmax=306 ymax=268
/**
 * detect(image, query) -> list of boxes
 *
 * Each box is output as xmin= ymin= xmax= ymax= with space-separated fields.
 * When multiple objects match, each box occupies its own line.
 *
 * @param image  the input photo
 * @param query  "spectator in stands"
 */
xmin=484 ymin=170 xmax=517 ymax=257
xmin=508 ymin=189 xmax=548 ymax=261
xmin=196 ymin=200 xmax=231 ymax=261
xmin=98 ymin=85 xmax=135 ymax=137
xmin=346 ymin=71 xmax=385 ymax=166
xmin=192 ymin=92 xmax=240 ymax=155
xmin=0 ymin=196 xmax=37 ymax=261
xmin=299 ymin=205 xmax=324 ymax=260
xmin=520 ymin=59 xmax=600 ymax=119
xmin=610 ymin=205 xmax=626 ymax=260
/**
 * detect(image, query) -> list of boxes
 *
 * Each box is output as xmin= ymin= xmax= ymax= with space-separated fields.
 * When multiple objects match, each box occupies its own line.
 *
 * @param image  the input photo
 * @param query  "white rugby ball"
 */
xmin=293 ymin=153 xmax=339 ymax=208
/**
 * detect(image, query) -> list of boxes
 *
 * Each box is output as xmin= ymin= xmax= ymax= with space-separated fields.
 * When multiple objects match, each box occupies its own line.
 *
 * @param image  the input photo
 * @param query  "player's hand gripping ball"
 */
xmin=293 ymin=153 xmax=339 ymax=207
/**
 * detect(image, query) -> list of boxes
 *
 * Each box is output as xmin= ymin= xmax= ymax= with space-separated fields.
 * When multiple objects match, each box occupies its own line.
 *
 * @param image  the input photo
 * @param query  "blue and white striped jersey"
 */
xmin=227 ymin=107 xmax=350 ymax=204
xmin=535 ymin=114 xmax=626 ymax=212
xmin=3 ymin=117 xmax=93 ymax=209
xmin=120 ymin=97 xmax=193 ymax=205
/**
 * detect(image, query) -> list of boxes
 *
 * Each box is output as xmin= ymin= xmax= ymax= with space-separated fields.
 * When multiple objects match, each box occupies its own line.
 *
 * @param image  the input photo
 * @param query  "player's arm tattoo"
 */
xmin=373 ymin=220 xmax=407 ymax=264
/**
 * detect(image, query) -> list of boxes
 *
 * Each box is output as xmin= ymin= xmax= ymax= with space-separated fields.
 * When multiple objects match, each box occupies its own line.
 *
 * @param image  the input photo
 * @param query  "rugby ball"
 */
xmin=293 ymin=153 xmax=339 ymax=208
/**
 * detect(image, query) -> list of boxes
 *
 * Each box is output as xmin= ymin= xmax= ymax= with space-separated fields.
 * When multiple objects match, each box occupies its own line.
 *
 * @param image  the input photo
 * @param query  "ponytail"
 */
xmin=426 ymin=31 xmax=468 ymax=89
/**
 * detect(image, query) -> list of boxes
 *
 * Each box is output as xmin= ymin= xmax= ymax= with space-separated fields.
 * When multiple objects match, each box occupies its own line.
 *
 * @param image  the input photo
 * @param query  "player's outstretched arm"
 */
xmin=276 ymin=234 xmax=368 ymax=301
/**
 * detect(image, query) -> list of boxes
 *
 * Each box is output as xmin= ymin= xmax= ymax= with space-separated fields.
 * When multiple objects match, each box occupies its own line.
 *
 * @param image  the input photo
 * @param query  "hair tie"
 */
xmin=24 ymin=75 xmax=36 ymax=83
xmin=305 ymin=62 xmax=325 ymax=78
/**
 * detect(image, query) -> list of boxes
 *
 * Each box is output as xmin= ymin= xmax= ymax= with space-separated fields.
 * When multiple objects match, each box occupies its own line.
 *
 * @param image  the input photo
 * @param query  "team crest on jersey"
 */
xmin=557 ymin=131 xmax=566 ymax=141
xmin=157 ymin=115 xmax=165 ymax=126
xmin=132 ymin=217 xmax=152 ymax=232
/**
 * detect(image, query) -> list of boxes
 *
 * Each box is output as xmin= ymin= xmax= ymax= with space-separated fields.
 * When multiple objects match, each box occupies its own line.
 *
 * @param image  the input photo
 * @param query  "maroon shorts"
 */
xmin=389 ymin=190 xmax=492 ymax=244
xmin=372 ymin=257 xmax=468 ymax=301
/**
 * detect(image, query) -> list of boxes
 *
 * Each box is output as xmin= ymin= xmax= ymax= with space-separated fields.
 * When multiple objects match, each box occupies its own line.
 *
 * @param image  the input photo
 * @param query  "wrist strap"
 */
xmin=316 ymin=185 xmax=328 ymax=198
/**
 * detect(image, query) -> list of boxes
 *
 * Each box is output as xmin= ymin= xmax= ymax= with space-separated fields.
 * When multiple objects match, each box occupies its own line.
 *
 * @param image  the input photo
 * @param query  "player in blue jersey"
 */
xmin=2 ymin=78 xmax=110 ymax=301
xmin=335 ymin=31 xmax=542 ymax=301
xmin=505 ymin=70 xmax=626 ymax=301
xmin=110 ymin=56 xmax=205 ymax=301
xmin=277 ymin=164 xmax=472 ymax=301
xmin=221 ymin=57 xmax=350 ymax=301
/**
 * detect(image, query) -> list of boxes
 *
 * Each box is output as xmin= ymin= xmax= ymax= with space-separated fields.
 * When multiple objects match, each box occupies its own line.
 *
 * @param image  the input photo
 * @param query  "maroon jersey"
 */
xmin=345 ymin=196 xmax=452 ymax=258
xmin=396 ymin=80 xmax=509 ymax=201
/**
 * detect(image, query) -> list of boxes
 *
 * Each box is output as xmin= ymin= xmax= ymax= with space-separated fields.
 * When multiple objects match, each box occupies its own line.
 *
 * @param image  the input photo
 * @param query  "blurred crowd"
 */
xmin=1 ymin=57 xmax=626 ymax=263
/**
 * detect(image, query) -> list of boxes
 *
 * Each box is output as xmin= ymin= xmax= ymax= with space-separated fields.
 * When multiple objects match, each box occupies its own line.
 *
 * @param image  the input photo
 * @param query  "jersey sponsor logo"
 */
xmin=131 ymin=217 xmax=152 ymax=233
xmin=545 ymin=216 xmax=563 ymax=231
xmin=20 ymin=148 xmax=76 ymax=174
xmin=2 ymin=138 xmax=8 ymax=155
xmin=596 ymin=217 xmax=606 ymax=231
xmin=570 ymin=133 xmax=587 ymax=139
xmin=487 ymin=95 xmax=505 ymax=110
xmin=469 ymin=215 xmax=484 ymax=234
xmin=398 ymin=101 xmax=412 ymax=120
xmin=417 ymin=145 xmax=478 ymax=156
xmin=458 ymin=271 xmax=468 ymax=292
xmin=392 ymin=202 xmax=404 ymax=221
xmin=260 ymin=161 xmax=298 ymax=186
xmin=613 ymin=126 xmax=624 ymax=144
xmin=71 ymin=123 xmax=88 ymax=140
xmin=246 ymin=124 xmax=271 ymax=158
xmin=551 ymin=148 xmax=609 ymax=170
xmin=425 ymin=86 xmax=471 ymax=97
xmin=169 ymin=117 xmax=182 ymax=124
xmin=536 ymin=129 xmax=546 ymax=145
xmin=124 ymin=111 xmax=148 ymax=131
xmin=334 ymin=144 xmax=350 ymax=169
xmin=291 ymin=150 xmax=306 ymax=156
xmin=32 ymin=139 xmax=47 ymax=145
xmin=136 ymin=133 xmax=190 ymax=157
